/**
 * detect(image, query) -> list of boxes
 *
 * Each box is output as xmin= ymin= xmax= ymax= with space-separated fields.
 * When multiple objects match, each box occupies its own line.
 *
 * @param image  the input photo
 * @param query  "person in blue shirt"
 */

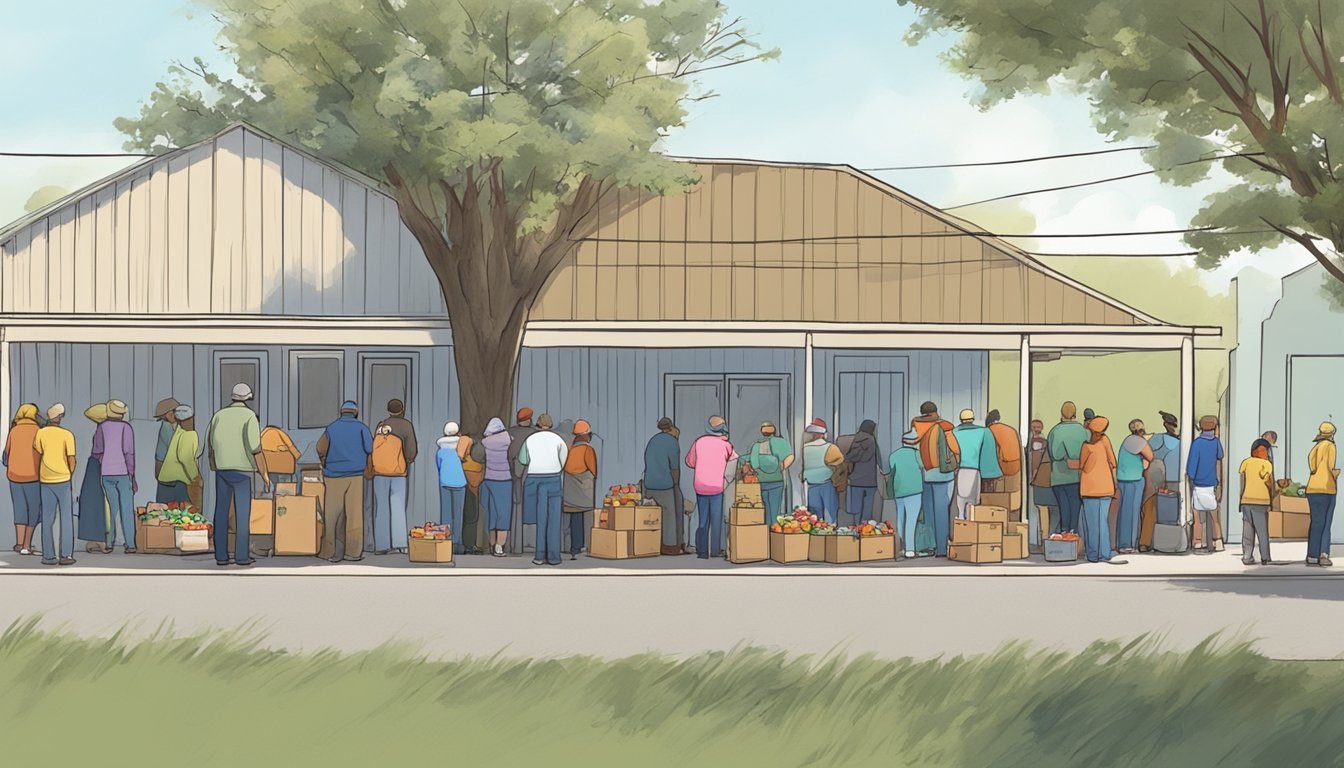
xmin=644 ymin=418 xmax=685 ymax=556
xmin=317 ymin=401 xmax=374 ymax=562
xmin=1186 ymin=415 xmax=1225 ymax=554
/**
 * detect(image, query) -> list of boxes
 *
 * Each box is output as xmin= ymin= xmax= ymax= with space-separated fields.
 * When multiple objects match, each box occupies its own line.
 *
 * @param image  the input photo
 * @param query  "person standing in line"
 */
xmin=92 ymin=400 xmax=138 ymax=554
xmin=1047 ymin=402 xmax=1088 ymax=535
xmin=1148 ymin=412 xmax=1182 ymax=496
xmin=519 ymin=414 xmax=568 ymax=567
xmin=370 ymin=424 xmax=408 ymax=555
xmin=951 ymin=410 xmax=995 ymax=521
xmin=1306 ymin=421 xmax=1339 ymax=567
xmin=6 ymin=403 xmax=43 ymax=557
xmin=685 ymin=416 xmax=739 ymax=559
xmin=435 ymin=422 xmax=470 ymax=556
xmin=480 ymin=417 xmax=514 ymax=557
xmin=1186 ymin=415 xmax=1225 ymax=555
xmin=911 ymin=402 xmax=960 ymax=557
xmin=158 ymin=405 xmax=201 ymax=508
xmin=316 ymin=400 xmax=371 ymax=563
xmin=1262 ymin=431 xmax=1279 ymax=467
xmin=152 ymin=398 xmax=181 ymax=503
xmin=800 ymin=418 xmax=844 ymax=524
xmin=1115 ymin=419 xmax=1153 ymax=555
xmin=887 ymin=429 xmax=925 ymax=559
xmin=75 ymin=404 xmax=112 ymax=554
xmin=644 ymin=418 xmax=686 ymax=556
xmin=561 ymin=419 xmax=598 ymax=560
xmin=462 ymin=435 xmax=486 ymax=555
xmin=33 ymin=404 xmax=77 ymax=566
xmin=1079 ymin=416 xmax=1126 ymax=565
xmin=375 ymin=399 xmax=418 ymax=554
xmin=1027 ymin=419 xmax=1056 ymax=549
xmin=506 ymin=408 xmax=538 ymax=553
xmin=985 ymin=410 xmax=1019 ymax=497
xmin=1239 ymin=438 xmax=1275 ymax=566
xmin=747 ymin=421 xmax=795 ymax=523
xmin=208 ymin=384 xmax=270 ymax=567
xmin=843 ymin=420 xmax=882 ymax=524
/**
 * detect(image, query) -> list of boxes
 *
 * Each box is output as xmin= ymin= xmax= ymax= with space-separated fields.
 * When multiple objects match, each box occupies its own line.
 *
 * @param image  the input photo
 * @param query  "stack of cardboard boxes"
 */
xmin=589 ymin=504 xmax=660 ymax=559
xmin=949 ymin=505 xmax=1027 ymax=563
xmin=271 ymin=479 xmax=324 ymax=556
xmin=728 ymin=503 xmax=769 ymax=564
xmin=1270 ymin=494 xmax=1311 ymax=539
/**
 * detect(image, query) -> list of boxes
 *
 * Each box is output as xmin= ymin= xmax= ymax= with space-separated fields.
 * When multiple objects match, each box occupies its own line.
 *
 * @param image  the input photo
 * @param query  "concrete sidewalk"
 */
xmin=0 ymin=541 xmax=1329 ymax=578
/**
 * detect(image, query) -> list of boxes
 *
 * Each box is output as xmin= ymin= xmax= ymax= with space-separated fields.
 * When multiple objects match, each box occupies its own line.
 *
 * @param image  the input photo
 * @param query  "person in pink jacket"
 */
xmin=685 ymin=415 xmax=739 ymax=559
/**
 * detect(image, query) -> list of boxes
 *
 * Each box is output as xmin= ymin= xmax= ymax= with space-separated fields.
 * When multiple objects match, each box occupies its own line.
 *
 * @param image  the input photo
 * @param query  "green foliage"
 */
xmin=899 ymin=0 xmax=1344 ymax=299
xmin=6 ymin=620 xmax=1344 ymax=766
xmin=22 ymin=186 xmax=68 ymax=214
xmin=116 ymin=0 xmax=775 ymax=231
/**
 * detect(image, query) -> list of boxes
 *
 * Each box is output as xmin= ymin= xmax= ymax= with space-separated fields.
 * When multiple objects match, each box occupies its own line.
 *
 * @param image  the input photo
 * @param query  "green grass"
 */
xmin=2 ymin=620 xmax=1343 ymax=767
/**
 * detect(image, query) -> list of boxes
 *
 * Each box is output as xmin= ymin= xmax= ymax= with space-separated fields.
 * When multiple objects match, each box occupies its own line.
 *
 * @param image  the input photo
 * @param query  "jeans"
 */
xmin=695 ymin=492 xmax=724 ymax=558
xmin=1081 ymin=496 xmax=1115 ymax=562
xmin=10 ymin=480 xmax=41 ymax=526
xmin=1053 ymin=483 xmax=1082 ymax=533
xmin=895 ymin=494 xmax=921 ymax=553
xmin=157 ymin=481 xmax=191 ymax=505
xmin=1116 ymin=479 xmax=1144 ymax=550
xmin=39 ymin=482 xmax=74 ymax=561
xmin=481 ymin=479 xmax=513 ymax=532
xmin=806 ymin=481 xmax=840 ymax=523
xmin=1307 ymin=493 xmax=1337 ymax=560
xmin=100 ymin=475 xmax=136 ymax=549
xmin=566 ymin=511 xmax=586 ymax=555
xmin=373 ymin=475 xmax=409 ymax=551
xmin=1241 ymin=504 xmax=1270 ymax=563
xmin=760 ymin=482 xmax=786 ymax=521
xmin=439 ymin=486 xmax=466 ymax=553
xmin=525 ymin=474 xmax=563 ymax=564
xmin=847 ymin=485 xmax=877 ymax=524
xmin=214 ymin=470 xmax=252 ymax=563
xmin=922 ymin=480 xmax=953 ymax=555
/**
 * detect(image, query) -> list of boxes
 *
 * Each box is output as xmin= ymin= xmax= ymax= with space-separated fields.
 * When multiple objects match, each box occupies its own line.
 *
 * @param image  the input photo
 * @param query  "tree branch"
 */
xmin=1262 ymin=218 xmax=1344 ymax=284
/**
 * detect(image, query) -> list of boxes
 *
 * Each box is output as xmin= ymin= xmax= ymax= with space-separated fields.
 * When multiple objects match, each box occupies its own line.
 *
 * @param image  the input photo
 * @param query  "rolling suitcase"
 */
xmin=1152 ymin=522 xmax=1189 ymax=553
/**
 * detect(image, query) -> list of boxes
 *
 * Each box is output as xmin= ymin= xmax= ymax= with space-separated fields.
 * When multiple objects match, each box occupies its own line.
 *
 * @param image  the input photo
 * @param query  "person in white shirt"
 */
xmin=519 ymin=414 xmax=570 ymax=566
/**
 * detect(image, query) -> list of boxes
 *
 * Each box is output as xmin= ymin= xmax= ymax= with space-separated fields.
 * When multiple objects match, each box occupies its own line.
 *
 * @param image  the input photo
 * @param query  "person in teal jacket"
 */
xmin=951 ymin=410 xmax=997 ymax=520
xmin=887 ymin=429 xmax=925 ymax=558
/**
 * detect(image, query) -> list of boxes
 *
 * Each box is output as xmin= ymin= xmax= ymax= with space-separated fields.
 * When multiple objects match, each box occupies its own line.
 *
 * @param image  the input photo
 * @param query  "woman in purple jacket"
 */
xmin=480 ymin=417 xmax=513 ymax=557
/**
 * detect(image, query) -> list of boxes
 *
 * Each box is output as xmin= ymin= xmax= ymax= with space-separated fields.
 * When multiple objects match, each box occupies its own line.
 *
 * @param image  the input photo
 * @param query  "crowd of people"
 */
xmin=5 ymin=387 xmax=1339 ymax=568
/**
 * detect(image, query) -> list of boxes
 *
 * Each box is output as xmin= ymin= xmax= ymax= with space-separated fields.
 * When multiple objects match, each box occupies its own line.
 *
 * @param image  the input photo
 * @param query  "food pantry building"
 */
xmin=0 ymin=123 xmax=1218 ymax=551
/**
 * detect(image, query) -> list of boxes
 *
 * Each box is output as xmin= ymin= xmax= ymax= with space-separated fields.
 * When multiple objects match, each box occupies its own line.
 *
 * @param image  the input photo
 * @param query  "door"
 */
xmin=835 ymin=371 xmax=907 ymax=518
xmin=360 ymin=354 xmax=416 ymax=551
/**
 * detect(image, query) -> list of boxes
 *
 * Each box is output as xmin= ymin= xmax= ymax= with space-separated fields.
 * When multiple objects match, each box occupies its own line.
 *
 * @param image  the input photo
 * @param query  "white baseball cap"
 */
xmin=231 ymin=383 xmax=254 ymax=402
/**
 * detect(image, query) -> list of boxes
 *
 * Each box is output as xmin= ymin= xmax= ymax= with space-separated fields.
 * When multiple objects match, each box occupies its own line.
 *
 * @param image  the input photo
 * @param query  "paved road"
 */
xmin=5 ymin=572 xmax=1343 ymax=660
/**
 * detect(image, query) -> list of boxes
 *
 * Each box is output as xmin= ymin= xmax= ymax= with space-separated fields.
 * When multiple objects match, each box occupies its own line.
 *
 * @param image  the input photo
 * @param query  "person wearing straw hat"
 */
xmin=209 ymin=383 xmax=270 ymax=566
xmin=800 ymin=418 xmax=844 ymax=524
xmin=92 ymin=399 xmax=138 ymax=553
xmin=1079 ymin=416 xmax=1126 ymax=564
xmin=32 ymin=404 xmax=77 ymax=566
xmin=1305 ymin=421 xmax=1339 ymax=567
xmin=5 ymin=403 xmax=43 ymax=557
xmin=887 ymin=429 xmax=925 ymax=558
xmin=152 ymin=397 xmax=180 ymax=503
xmin=562 ymin=419 xmax=598 ymax=559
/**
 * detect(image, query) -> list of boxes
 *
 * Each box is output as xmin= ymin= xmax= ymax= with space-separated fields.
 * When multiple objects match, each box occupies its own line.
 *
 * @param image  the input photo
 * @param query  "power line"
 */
xmin=0 ymin=151 xmax=155 ymax=158
xmin=576 ymin=227 xmax=1276 ymax=245
xmin=861 ymin=145 xmax=1156 ymax=172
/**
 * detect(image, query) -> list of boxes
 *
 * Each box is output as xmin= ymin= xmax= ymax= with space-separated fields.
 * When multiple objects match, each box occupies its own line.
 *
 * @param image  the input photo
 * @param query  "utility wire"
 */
xmin=861 ymin=145 xmax=1156 ymax=171
xmin=576 ymin=227 xmax=1276 ymax=244
xmin=0 ymin=151 xmax=155 ymax=158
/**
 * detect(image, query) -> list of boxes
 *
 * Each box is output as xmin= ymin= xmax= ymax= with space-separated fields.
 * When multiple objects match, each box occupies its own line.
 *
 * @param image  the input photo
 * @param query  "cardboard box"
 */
xmin=174 ymin=529 xmax=211 ymax=553
xmin=631 ymin=530 xmax=659 ymax=557
xmin=1002 ymin=532 xmax=1026 ymax=560
xmin=824 ymin=535 xmax=862 ymax=564
xmin=1270 ymin=510 xmax=1311 ymax=539
xmin=808 ymin=533 xmax=827 ymax=562
xmin=860 ymin=534 xmax=896 ymax=562
xmin=728 ymin=524 xmax=768 ymax=563
xmin=598 ymin=505 xmax=661 ymax=531
xmin=730 ymin=506 xmax=766 ymax=526
xmin=275 ymin=482 xmax=299 ymax=497
xmin=588 ymin=528 xmax=660 ymax=559
xmin=408 ymin=537 xmax=453 ymax=563
xmin=301 ymin=481 xmax=325 ymax=499
xmin=735 ymin=483 xmax=762 ymax=505
xmin=274 ymin=495 xmax=322 ymax=556
xmin=981 ymin=490 xmax=1021 ymax=510
xmin=969 ymin=505 xmax=1009 ymax=524
xmin=1277 ymin=495 xmax=1310 ymax=515
xmin=769 ymin=531 xmax=809 ymax=563
xmin=250 ymin=498 xmax=275 ymax=536
xmin=952 ymin=519 xmax=1004 ymax=545
xmin=1005 ymin=521 xmax=1027 ymax=537
xmin=949 ymin=542 xmax=1003 ymax=564
xmin=137 ymin=521 xmax=178 ymax=551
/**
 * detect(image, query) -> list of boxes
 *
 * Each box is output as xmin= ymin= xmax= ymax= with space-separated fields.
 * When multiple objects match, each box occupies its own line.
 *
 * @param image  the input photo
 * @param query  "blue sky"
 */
xmin=0 ymin=0 xmax=1309 ymax=285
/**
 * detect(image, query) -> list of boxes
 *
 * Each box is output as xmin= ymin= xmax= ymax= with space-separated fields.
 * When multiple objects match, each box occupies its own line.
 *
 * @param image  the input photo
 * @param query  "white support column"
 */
xmin=1178 ymin=336 xmax=1195 ymax=527
xmin=802 ymin=333 xmax=815 ymax=501
xmin=1019 ymin=334 xmax=1032 ymax=520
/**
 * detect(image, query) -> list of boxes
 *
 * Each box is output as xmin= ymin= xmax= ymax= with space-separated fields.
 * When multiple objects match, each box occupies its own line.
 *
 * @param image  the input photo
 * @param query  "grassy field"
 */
xmin=2 ymin=620 xmax=1342 ymax=766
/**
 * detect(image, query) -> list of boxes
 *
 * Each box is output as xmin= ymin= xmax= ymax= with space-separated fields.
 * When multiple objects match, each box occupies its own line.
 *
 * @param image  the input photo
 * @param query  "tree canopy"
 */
xmin=898 ymin=0 xmax=1344 ymax=302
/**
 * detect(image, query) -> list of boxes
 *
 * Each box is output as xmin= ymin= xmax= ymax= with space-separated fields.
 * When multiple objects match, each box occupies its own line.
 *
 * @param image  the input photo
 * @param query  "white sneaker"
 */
xmin=903 ymin=551 xmax=916 ymax=559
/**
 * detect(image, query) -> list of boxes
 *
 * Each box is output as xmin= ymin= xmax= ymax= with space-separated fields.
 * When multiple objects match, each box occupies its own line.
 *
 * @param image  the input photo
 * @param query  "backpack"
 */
xmin=752 ymin=439 xmax=782 ymax=475
xmin=372 ymin=433 xmax=407 ymax=476
xmin=919 ymin=423 xmax=957 ymax=474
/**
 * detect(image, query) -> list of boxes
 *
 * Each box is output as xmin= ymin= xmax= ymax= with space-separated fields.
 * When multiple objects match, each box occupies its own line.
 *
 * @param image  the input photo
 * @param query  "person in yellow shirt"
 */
xmin=1306 ymin=422 xmax=1339 ymax=567
xmin=32 ymin=404 xmax=77 ymax=566
xmin=1238 ymin=439 xmax=1275 ymax=566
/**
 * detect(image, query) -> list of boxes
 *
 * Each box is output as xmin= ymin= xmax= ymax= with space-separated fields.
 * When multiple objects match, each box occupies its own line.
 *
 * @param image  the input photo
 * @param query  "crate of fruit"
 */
xmin=1044 ymin=532 xmax=1080 ymax=562
xmin=408 ymin=523 xmax=454 ymax=564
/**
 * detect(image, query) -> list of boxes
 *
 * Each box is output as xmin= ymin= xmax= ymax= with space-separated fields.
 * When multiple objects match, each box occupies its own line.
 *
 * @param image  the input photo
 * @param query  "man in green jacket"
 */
xmin=746 ymin=421 xmax=794 ymax=519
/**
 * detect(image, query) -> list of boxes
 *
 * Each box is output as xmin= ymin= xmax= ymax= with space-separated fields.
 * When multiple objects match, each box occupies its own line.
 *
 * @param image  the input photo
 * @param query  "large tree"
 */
xmin=898 ymin=0 xmax=1344 ymax=302
xmin=118 ymin=0 xmax=773 ymax=430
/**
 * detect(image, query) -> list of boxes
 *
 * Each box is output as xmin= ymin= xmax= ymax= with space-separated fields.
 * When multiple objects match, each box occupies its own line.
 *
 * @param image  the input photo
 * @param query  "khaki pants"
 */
xmin=320 ymin=475 xmax=364 ymax=560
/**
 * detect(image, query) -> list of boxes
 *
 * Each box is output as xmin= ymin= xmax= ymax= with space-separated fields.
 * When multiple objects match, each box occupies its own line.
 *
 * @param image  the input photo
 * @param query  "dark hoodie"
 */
xmin=844 ymin=420 xmax=882 ymax=488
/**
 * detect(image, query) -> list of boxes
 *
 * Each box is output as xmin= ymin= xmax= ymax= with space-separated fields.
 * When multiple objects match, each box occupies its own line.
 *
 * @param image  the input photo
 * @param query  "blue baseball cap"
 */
xmin=340 ymin=400 xmax=359 ymax=413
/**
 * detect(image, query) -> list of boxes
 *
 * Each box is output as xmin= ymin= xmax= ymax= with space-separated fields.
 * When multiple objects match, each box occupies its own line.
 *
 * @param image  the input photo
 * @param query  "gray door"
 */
xmin=836 ymin=371 xmax=907 ymax=517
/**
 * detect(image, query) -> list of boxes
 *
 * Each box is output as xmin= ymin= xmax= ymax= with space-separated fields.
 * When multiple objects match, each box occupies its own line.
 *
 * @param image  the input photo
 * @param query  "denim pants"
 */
xmin=439 ymin=486 xmax=466 ymax=553
xmin=806 ymin=481 xmax=840 ymax=523
xmin=481 ymin=479 xmax=513 ymax=532
xmin=695 ymin=492 xmax=724 ymax=558
xmin=1081 ymin=496 xmax=1115 ymax=562
xmin=1053 ymin=483 xmax=1082 ymax=533
xmin=760 ymin=482 xmax=786 ymax=520
xmin=525 ymin=474 xmax=563 ymax=564
xmin=11 ymin=480 xmax=41 ymax=526
xmin=895 ymin=493 xmax=921 ymax=553
xmin=214 ymin=470 xmax=252 ymax=563
xmin=1116 ymin=479 xmax=1144 ymax=550
xmin=847 ymin=485 xmax=877 ymax=524
xmin=39 ymin=482 xmax=74 ymax=561
xmin=1307 ymin=493 xmax=1337 ymax=559
xmin=373 ymin=475 xmax=409 ymax=551
xmin=922 ymin=480 xmax=953 ymax=555
xmin=101 ymin=475 xmax=136 ymax=549
xmin=566 ymin=512 xmax=586 ymax=554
